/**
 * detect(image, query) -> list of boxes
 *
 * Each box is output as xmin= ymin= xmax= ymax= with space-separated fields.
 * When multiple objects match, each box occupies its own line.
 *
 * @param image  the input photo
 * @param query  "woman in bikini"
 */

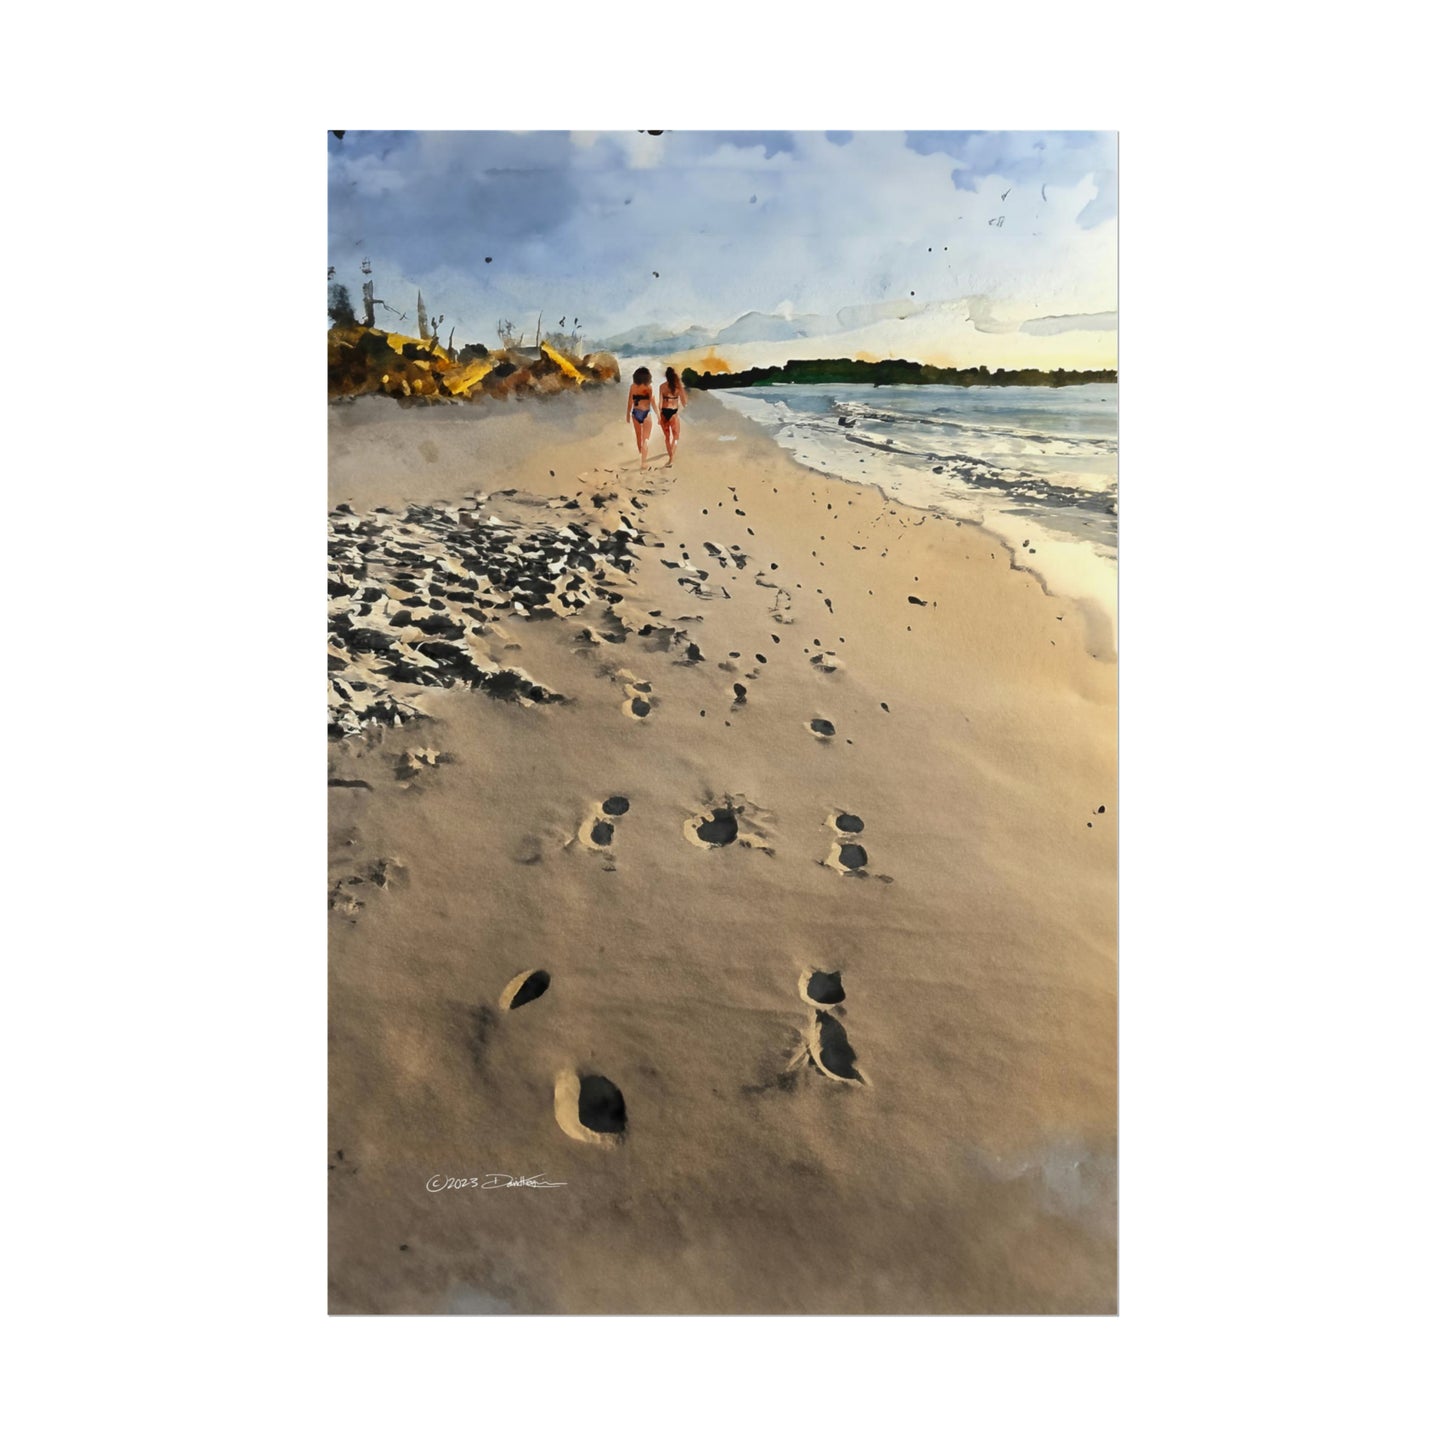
xmin=658 ymin=366 xmax=688 ymax=465
xmin=626 ymin=367 xmax=656 ymax=467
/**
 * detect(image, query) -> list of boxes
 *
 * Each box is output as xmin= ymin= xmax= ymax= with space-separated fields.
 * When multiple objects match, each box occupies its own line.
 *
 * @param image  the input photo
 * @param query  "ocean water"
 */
xmin=712 ymin=384 xmax=1118 ymax=638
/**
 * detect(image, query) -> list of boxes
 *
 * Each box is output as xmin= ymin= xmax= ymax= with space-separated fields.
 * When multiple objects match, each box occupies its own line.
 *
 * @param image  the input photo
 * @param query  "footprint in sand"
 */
xmin=574 ymin=623 xmax=625 ymax=650
xmin=754 ymin=575 xmax=794 ymax=624
xmin=821 ymin=811 xmax=889 ymax=881
xmin=675 ymin=566 xmax=718 ymax=599
xmin=807 ymin=1011 xmax=867 ymax=1085
xmin=693 ymin=807 xmax=738 ymax=845
xmin=798 ymin=969 xmax=846 ymax=1006
xmin=395 ymin=745 xmax=452 ymax=784
xmin=684 ymin=794 xmax=773 ymax=853
xmin=579 ymin=795 xmax=631 ymax=853
xmin=328 ymin=856 xmax=407 ymax=917
xmin=499 ymin=969 xmax=551 ymax=1010
xmin=554 ymin=1070 xmax=627 ymax=1146
xmin=808 ymin=718 xmax=836 ymax=741
xmin=778 ymin=968 xmax=868 ymax=1086
xmin=829 ymin=839 xmax=869 ymax=873
xmin=809 ymin=650 xmax=845 ymax=675
xmin=611 ymin=669 xmax=656 ymax=720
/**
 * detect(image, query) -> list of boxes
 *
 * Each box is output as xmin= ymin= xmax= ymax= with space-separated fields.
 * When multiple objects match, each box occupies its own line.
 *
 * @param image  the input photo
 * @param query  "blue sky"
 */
xmin=327 ymin=130 xmax=1116 ymax=366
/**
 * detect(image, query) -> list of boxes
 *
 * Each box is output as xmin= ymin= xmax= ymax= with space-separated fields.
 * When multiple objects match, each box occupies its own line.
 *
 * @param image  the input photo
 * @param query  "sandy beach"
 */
xmin=327 ymin=386 xmax=1117 ymax=1314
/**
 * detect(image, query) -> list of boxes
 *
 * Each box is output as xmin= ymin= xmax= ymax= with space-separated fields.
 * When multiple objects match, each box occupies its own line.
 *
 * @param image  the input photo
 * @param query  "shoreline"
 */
xmin=718 ymin=396 xmax=1118 ymax=662
xmin=707 ymin=383 xmax=1118 ymax=656
xmin=329 ymin=387 xmax=1118 ymax=1314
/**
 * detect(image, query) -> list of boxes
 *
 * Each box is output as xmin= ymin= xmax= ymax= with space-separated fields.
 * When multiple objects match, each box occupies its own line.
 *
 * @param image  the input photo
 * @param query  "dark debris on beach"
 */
xmin=327 ymin=497 xmax=644 ymax=737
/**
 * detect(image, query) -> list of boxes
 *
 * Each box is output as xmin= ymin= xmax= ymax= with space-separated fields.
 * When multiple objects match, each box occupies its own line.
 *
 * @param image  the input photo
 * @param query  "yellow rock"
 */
xmin=540 ymin=341 xmax=584 ymax=382
xmin=444 ymin=358 xmax=494 ymax=396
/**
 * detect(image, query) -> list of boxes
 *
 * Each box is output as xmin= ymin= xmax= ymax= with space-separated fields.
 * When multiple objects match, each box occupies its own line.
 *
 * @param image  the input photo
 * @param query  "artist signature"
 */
xmin=426 ymin=1173 xmax=567 ymax=1193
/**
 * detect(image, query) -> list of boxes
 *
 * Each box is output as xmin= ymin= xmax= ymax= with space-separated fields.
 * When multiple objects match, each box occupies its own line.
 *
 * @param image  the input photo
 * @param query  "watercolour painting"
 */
xmin=327 ymin=129 xmax=1118 ymax=1314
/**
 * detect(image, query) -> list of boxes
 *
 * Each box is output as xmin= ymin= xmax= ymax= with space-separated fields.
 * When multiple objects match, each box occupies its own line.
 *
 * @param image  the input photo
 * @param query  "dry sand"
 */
xmin=328 ymin=386 xmax=1117 ymax=1314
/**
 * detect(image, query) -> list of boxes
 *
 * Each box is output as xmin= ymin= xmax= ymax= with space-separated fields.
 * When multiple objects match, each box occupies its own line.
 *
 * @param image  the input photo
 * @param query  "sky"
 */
xmin=327 ymin=130 xmax=1117 ymax=370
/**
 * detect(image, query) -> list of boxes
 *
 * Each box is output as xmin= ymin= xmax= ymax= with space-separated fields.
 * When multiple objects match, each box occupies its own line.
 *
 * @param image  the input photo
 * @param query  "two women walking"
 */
xmin=626 ymin=366 xmax=687 ymax=468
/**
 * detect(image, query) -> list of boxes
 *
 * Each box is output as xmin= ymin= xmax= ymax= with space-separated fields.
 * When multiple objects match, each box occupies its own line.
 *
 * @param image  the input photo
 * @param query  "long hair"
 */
xmin=665 ymin=366 xmax=680 ymax=390
xmin=632 ymin=366 xmax=652 ymax=385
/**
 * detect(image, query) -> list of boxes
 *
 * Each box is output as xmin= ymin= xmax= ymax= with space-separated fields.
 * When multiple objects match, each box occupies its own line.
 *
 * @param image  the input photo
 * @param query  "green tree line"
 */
xmin=680 ymin=358 xmax=1117 ymax=389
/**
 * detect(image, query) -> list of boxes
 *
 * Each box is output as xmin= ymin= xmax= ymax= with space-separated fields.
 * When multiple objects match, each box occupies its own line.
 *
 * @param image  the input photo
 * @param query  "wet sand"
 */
xmin=327 ymin=386 xmax=1117 ymax=1314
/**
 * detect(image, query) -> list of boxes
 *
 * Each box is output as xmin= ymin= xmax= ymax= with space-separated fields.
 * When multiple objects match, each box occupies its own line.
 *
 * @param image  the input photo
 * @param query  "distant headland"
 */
xmin=680 ymin=358 xmax=1117 ymax=389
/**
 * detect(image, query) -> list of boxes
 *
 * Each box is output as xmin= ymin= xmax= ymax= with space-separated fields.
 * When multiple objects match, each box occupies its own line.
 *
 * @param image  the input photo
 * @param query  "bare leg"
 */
xmin=632 ymin=417 xmax=652 ymax=466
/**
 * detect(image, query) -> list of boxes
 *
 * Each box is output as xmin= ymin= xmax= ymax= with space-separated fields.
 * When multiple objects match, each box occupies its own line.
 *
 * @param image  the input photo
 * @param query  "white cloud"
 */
xmin=329 ymin=130 xmax=1117 ymax=365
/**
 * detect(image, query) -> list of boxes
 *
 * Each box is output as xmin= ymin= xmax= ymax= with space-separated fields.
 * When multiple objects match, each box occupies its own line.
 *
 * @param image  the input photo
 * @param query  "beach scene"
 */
xmin=327 ymin=129 xmax=1118 ymax=1314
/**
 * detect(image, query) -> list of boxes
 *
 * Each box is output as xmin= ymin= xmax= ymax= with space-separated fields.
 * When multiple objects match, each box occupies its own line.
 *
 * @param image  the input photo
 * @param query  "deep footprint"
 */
xmin=499 ymin=969 xmax=551 ymax=1009
xmin=694 ymin=808 xmax=739 ymax=846
xmin=578 ymin=1075 xmax=627 ymax=1133
xmin=685 ymin=795 xmax=772 ymax=853
xmin=802 ymin=970 xmax=846 ymax=1006
xmin=809 ymin=1012 xmax=865 ymax=1084
xmin=555 ymin=1070 xmax=627 ymax=1145
xmin=614 ymin=670 xmax=656 ymax=721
